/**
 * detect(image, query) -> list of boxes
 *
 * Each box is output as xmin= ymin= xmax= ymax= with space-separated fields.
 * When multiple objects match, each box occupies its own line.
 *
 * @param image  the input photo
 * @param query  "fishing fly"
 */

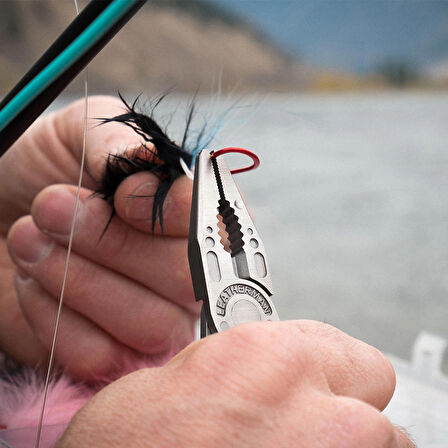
xmin=97 ymin=93 xmax=214 ymax=234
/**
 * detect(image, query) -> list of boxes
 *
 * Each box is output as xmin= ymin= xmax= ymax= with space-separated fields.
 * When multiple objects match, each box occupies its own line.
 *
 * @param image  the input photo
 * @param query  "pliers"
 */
xmin=188 ymin=149 xmax=279 ymax=338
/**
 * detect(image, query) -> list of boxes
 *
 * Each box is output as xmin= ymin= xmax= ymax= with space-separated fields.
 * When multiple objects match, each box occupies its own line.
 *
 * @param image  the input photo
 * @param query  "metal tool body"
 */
xmin=188 ymin=150 xmax=279 ymax=337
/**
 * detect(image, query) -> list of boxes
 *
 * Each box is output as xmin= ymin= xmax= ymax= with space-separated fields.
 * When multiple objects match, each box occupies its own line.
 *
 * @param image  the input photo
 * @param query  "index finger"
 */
xmin=113 ymin=171 xmax=193 ymax=237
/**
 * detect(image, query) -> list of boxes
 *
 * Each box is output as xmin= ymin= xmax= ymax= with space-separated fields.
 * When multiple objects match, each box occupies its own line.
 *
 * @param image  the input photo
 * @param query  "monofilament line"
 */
xmin=34 ymin=1 xmax=88 ymax=446
xmin=179 ymin=156 xmax=194 ymax=180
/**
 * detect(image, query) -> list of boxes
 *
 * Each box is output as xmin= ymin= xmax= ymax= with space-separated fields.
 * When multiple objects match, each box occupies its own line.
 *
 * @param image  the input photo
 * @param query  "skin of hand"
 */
xmin=57 ymin=320 xmax=415 ymax=448
xmin=0 ymin=96 xmax=199 ymax=380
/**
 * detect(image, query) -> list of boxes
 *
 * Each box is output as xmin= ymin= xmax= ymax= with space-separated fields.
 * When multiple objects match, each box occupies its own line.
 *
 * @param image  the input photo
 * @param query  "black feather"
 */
xmin=95 ymin=93 xmax=194 ymax=234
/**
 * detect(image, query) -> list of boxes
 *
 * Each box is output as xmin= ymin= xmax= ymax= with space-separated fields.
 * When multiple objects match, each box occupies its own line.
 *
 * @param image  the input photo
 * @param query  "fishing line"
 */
xmin=34 ymin=2 xmax=89 ymax=446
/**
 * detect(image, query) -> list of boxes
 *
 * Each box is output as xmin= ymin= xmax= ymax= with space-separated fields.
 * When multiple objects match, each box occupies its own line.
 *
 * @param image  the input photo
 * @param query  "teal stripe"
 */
xmin=0 ymin=0 xmax=138 ymax=131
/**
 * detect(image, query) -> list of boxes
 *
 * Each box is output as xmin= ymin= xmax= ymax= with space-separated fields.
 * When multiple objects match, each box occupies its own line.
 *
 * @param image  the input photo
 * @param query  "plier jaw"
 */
xmin=188 ymin=150 xmax=279 ymax=338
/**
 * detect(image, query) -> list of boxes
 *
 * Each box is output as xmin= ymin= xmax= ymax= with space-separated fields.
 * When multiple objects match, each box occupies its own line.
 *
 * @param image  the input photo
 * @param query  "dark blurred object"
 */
xmin=377 ymin=60 xmax=420 ymax=87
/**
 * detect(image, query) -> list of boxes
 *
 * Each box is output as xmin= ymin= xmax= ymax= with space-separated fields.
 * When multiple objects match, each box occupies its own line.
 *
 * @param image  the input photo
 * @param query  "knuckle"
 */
xmin=179 ymin=322 xmax=319 ymax=383
xmin=136 ymin=308 xmax=193 ymax=355
xmin=202 ymin=322 xmax=316 ymax=378
xmin=67 ymin=342 xmax=118 ymax=381
xmin=220 ymin=322 xmax=299 ymax=359
xmin=65 ymin=261 xmax=94 ymax=300
xmin=172 ymin=324 xmax=325 ymax=411
xmin=295 ymin=320 xmax=342 ymax=339
xmin=342 ymin=342 xmax=396 ymax=409
xmin=372 ymin=345 xmax=396 ymax=382
xmin=333 ymin=397 xmax=395 ymax=447
xmin=66 ymin=95 xmax=120 ymax=117
xmin=14 ymin=277 xmax=43 ymax=326
xmin=297 ymin=320 xmax=396 ymax=407
xmin=368 ymin=346 xmax=396 ymax=397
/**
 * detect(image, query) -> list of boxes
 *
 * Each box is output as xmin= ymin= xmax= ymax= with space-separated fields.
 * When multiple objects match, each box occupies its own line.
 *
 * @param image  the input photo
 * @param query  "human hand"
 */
xmin=1 ymin=96 xmax=199 ymax=380
xmin=57 ymin=320 xmax=414 ymax=447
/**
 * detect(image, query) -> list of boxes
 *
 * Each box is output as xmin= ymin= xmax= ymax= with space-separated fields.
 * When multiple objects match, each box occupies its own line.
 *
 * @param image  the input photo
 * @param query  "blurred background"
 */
xmin=2 ymin=0 xmax=448 ymax=92
xmin=1 ymin=1 xmax=448 ymax=445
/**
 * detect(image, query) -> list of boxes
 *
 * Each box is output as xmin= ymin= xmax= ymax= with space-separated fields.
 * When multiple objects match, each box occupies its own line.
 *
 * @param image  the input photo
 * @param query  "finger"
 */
xmin=52 ymin=95 xmax=146 ymax=185
xmin=7 ymin=217 xmax=195 ymax=355
xmin=0 ymin=96 xmax=143 ymax=232
xmin=320 ymin=395 xmax=403 ymax=448
xmin=284 ymin=320 xmax=396 ymax=411
xmin=113 ymin=171 xmax=193 ymax=236
xmin=14 ymin=269 xmax=133 ymax=381
xmin=30 ymin=185 xmax=198 ymax=313
xmin=326 ymin=397 xmax=416 ymax=447
xmin=0 ymin=238 xmax=47 ymax=365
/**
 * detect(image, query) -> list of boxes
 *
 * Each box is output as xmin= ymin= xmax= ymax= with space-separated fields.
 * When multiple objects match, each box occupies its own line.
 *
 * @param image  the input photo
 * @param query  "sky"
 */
xmin=211 ymin=0 xmax=448 ymax=73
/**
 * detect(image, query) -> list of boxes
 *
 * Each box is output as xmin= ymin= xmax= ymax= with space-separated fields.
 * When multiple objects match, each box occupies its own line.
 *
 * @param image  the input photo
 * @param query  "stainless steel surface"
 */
xmin=188 ymin=150 xmax=279 ymax=336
